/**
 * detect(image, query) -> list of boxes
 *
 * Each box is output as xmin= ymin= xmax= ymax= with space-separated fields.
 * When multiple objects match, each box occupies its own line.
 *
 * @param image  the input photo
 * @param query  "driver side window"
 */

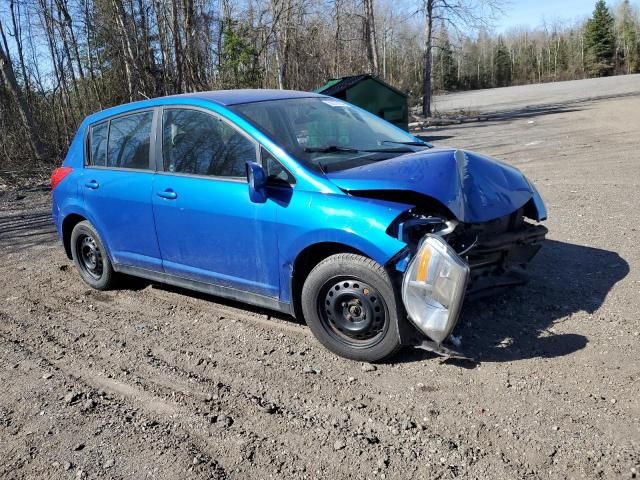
xmin=162 ymin=108 xmax=256 ymax=178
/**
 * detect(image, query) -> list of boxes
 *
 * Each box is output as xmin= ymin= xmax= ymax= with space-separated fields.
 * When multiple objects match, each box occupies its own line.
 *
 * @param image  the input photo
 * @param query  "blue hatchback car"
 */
xmin=51 ymin=89 xmax=547 ymax=361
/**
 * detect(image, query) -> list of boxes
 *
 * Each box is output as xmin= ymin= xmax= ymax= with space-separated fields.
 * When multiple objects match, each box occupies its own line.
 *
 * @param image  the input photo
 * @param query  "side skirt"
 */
xmin=114 ymin=264 xmax=294 ymax=316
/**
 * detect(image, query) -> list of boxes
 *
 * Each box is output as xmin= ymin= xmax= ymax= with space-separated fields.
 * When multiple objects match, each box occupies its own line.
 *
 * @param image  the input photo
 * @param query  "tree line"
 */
xmin=432 ymin=0 xmax=639 ymax=96
xmin=0 ymin=0 xmax=638 ymax=170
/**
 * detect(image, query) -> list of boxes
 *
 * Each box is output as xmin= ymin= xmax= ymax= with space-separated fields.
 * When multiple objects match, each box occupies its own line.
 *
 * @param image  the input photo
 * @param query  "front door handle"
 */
xmin=157 ymin=189 xmax=177 ymax=200
xmin=85 ymin=180 xmax=99 ymax=189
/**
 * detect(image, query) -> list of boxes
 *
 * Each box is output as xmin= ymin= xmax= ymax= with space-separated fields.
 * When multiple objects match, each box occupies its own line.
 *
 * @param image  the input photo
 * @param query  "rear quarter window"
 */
xmin=88 ymin=121 xmax=108 ymax=166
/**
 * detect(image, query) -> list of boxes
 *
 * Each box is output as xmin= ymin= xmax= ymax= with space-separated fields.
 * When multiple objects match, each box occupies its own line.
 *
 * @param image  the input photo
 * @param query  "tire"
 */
xmin=301 ymin=253 xmax=402 ymax=362
xmin=70 ymin=220 xmax=116 ymax=290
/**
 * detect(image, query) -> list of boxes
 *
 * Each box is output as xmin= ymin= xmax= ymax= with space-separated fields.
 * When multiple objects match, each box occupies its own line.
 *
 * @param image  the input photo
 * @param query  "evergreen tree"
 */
xmin=493 ymin=37 xmax=511 ymax=87
xmin=433 ymin=24 xmax=457 ymax=92
xmin=220 ymin=21 xmax=262 ymax=89
xmin=584 ymin=0 xmax=616 ymax=76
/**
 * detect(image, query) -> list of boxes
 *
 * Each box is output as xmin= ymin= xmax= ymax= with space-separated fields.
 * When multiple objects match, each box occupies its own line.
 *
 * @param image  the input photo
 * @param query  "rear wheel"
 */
xmin=301 ymin=253 xmax=401 ymax=361
xmin=70 ymin=221 xmax=115 ymax=290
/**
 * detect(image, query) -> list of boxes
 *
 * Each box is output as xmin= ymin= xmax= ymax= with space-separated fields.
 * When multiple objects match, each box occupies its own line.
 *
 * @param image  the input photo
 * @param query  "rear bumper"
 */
xmin=51 ymin=197 xmax=63 ymax=239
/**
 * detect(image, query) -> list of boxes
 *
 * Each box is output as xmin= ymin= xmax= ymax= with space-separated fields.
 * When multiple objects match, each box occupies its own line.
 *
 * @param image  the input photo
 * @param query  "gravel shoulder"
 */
xmin=1 ymin=94 xmax=639 ymax=479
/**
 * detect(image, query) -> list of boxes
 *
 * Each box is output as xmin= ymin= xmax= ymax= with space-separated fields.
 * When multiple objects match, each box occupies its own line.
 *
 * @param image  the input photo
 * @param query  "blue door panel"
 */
xmin=151 ymin=175 xmax=279 ymax=297
xmin=81 ymin=169 xmax=162 ymax=271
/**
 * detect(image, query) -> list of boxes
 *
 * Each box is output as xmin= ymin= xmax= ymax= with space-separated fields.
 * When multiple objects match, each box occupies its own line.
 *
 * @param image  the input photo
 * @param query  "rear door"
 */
xmin=151 ymin=107 xmax=279 ymax=297
xmin=82 ymin=109 xmax=162 ymax=271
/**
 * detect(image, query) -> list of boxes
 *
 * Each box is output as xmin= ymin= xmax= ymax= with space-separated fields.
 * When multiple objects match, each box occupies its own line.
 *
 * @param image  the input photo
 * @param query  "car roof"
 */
xmin=82 ymin=89 xmax=325 ymax=126
xmin=173 ymin=89 xmax=324 ymax=106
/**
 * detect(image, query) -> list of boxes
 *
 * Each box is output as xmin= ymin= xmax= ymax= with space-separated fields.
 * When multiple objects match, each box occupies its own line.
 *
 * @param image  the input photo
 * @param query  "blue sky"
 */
xmin=497 ymin=0 xmax=597 ymax=31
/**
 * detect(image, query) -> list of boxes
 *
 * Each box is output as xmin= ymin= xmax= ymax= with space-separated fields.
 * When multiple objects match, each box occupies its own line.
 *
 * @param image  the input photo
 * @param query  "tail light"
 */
xmin=51 ymin=166 xmax=73 ymax=190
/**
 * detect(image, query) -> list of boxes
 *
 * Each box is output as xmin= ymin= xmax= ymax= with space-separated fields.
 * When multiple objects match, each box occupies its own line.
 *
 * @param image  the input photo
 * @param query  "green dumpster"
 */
xmin=315 ymin=74 xmax=409 ymax=131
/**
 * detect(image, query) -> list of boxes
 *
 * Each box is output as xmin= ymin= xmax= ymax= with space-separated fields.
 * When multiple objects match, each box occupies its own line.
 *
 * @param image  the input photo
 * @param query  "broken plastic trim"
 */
xmin=414 ymin=338 xmax=473 ymax=361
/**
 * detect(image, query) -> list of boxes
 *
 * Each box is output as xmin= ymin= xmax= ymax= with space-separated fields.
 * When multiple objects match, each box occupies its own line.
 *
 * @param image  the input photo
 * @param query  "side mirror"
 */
xmin=246 ymin=161 xmax=267 ymax=203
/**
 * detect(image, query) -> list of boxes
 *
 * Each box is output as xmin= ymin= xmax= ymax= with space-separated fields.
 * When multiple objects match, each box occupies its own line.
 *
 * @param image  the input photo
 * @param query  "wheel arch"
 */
xmin=290 ymin=241 xmax=369 ymax=321
xmin=61 ymin=213 xmax=87 ymax=259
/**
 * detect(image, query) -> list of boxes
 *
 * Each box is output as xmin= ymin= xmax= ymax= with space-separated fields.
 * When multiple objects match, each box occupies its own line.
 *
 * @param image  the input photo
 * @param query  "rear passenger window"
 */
xmin=88 ymin=122 xmax=108 ymax=166
xmin=106 ymin=112 xmax=153 ymax=169
xmin=162 ymin=109 xmax=256 ymax=177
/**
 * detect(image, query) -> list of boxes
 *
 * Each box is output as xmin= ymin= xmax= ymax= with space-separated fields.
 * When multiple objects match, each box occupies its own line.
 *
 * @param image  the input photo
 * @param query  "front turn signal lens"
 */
xmin=415 ymin=246 xmax=432 ymax=282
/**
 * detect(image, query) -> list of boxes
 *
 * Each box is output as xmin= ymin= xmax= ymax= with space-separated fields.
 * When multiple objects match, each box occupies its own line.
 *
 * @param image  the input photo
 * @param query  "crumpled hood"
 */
xmin=325 ymin=148 xmax=534 ymax=223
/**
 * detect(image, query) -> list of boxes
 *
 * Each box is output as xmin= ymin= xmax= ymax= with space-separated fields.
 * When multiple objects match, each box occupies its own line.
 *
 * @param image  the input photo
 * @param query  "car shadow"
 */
xmin=147 ymin=239 xmax=628 ymax=366
xmin=392 ymin=239 xmax=629 ymax=366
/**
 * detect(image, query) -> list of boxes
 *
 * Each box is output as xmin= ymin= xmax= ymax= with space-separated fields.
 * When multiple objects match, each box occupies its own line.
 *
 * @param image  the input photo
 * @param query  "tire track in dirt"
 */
xmin=0 ymin=283 xmax=530 ymax=479
xmin=0 ymin=323 xmax=229 ymax=479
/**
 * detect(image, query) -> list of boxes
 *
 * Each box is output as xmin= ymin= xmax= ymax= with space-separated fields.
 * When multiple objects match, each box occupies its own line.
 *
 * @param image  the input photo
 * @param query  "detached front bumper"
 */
xmin=401 ymin=235 xmax=470 ymax=345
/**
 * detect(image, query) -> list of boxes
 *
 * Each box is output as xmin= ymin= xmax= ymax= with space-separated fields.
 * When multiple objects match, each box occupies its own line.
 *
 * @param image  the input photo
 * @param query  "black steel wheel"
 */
xmin=301 ymin=253 xmax=401 ymax=361
xmin=70 ymin=220 xmax=115 ymax=290
xmin=76 ymin=234 xmax=104 ymax=280
xmin=319 ymin=278 xmax=389 ymax=348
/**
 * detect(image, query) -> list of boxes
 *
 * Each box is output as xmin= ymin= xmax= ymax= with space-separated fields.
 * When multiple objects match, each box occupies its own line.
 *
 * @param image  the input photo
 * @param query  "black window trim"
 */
xmin=84 ymin=107 xmax=158 ymax=172
xmin=156 ymin=105 xmax=261 ymax=183
xmin=86 ymin=120 xmax=108 ymax=167
xmin=261 ymin=146 xmax=296 ymax=188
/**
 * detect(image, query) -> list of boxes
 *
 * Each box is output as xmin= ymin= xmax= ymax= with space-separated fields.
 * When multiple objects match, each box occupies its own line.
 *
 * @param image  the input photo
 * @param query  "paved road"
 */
xmin=433 ymin=74 xmax=640 ymax=114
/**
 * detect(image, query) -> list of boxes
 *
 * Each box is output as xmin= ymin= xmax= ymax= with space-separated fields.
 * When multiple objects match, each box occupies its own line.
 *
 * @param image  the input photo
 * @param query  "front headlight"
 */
xmin=401 ymin=235 xmax=470 ymax=343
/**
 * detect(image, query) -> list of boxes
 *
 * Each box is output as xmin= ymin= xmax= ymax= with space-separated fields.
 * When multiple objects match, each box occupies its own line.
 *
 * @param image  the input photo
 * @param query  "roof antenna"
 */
xmin=138 ymin=91 xmax=150 ymax=100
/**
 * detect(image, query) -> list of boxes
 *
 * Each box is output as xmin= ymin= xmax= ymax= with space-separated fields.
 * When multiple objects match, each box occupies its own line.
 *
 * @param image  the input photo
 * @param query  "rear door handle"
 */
xmin=85 ymin=180 xmax=99 ymax=189
xmin=157 ymin=189 xmax=177 ymax=200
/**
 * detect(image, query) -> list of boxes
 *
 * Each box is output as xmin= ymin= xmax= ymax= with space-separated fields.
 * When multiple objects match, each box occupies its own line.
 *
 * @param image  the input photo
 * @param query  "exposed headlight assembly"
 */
xmin=401 ymin=235 xmax=470 ymax=344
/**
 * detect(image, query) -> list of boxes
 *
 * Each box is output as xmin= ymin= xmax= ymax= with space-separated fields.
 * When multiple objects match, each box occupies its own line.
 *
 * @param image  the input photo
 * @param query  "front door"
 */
xmin=151 ymin=107 xmax=279 ymax=297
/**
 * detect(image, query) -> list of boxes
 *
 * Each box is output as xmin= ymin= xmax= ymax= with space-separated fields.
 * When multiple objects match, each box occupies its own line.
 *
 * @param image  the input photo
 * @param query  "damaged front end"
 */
xmin=388 ymin=197 xmax=547 ymax=358
xmin=326 ymin=147 xmax=548 ymax=356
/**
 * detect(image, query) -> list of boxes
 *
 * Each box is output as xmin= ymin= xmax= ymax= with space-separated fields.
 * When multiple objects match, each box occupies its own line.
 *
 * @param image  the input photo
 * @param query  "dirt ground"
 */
xmin=1 ymin=92 xmax=639 ymax=480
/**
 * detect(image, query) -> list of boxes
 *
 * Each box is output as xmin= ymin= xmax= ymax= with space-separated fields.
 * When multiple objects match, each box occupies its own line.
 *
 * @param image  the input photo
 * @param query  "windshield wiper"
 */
xmin=304 ymin=145 xmax=360 ymax=153
xmin=305 ymin=144 xmax=415 ymax=154
xmin=360 ymin=147 xmax=414 ymax=153
xmin=381 ymin=140 xmax=431 ymax=147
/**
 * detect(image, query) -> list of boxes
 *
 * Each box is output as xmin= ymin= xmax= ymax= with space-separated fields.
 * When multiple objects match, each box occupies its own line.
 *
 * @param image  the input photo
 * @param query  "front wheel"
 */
xmin=70 ymin=220 xmax=116 ymax=290
xmin=301 ymin=253 xmax=402 ymax=362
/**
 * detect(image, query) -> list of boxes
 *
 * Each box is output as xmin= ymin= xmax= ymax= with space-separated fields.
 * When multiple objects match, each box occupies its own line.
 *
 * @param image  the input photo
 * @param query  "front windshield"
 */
xmin=230 ymin=97 xmax=430 ymax=173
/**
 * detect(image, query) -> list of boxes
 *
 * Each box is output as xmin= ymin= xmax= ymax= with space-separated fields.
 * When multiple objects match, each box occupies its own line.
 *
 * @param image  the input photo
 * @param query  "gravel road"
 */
xmin=1 ymin=92 xmax=639 ymax=479
xmin=433 ymin=73 xmax=640 ymax=114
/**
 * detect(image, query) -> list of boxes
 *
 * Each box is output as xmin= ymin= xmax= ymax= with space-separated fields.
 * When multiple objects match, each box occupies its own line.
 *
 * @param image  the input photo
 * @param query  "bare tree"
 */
xmin=0 ymin=0 xmax=637 ymax=173
xmin=0 ymin=17 xmax=44 ymax=161
xmin=421 ymin=0 xmax=504 ymax=117
xmin=363 ymin=0 xmax=380 ymax=74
